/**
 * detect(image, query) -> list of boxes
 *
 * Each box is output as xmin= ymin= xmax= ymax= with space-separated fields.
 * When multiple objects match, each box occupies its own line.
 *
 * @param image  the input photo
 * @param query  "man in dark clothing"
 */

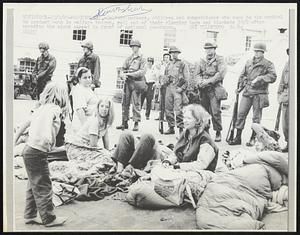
xmin=163 ymin=46 xmax=190 ymax=135
xmin=78 ymin=41 xmax=101 ymax=89
xmin=229 ymin=42 xmax=277 ymax=146
xmin=194 ymin=42 xmax=227 ymax=142
xmin=116 ymin=40 xmax=147 ymax=132
xmin=32 ymin=42 xmax=56 ymax=99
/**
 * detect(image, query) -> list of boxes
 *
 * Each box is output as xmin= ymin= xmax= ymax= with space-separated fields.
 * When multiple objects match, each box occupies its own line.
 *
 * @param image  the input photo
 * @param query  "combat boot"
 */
xmin=246 ymin=131 xmax=256 ymax=147
xmin=228 ymin=129 xmax=242 ymax=145
xmin=179 ymin=127 xmax=184 ymax=135
xmin=116 ymin=121 xmax=128 ymax=130
xmin=164 ymin=127 xmax=175 ymax=135
xmin=215 ymin=131 xmax=221 ymax=142
xmin=132 ymin=122 xmax=139 ymax=131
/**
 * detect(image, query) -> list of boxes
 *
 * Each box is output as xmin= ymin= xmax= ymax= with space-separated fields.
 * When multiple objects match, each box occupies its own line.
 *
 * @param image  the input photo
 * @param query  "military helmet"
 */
xmin=169 ymin=46 xmax=181 ymax=54
xmin=203 ymin=42 xmax=217 ymax=49
xmin=253 ymin=42 xmax=267 ymax=52
xmin=129 ymin=40 xmax=141 ymax=48
xmin=81 ymin=41 xmax=94 ymax=50
xmin=38 ymin=42 xmax=49 ymax=50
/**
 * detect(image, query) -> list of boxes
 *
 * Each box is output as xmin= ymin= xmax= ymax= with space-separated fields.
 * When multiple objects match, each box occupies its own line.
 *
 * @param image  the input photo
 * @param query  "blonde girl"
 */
xmin=20 ymin=81 xmax=68 ymax=227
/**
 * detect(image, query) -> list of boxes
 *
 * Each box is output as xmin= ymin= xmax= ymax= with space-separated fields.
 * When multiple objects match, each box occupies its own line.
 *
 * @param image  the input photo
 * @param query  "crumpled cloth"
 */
xmin=52 ymin=181 xmax=81 ymax=207
xmin=267 ymin=185 xmax=288 ymax=213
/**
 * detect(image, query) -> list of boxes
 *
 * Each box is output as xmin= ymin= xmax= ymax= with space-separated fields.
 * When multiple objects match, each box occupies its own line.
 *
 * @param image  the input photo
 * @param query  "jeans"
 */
xmin=112 ymin=131 xmax=157 ymax=169
xmin=22 ymin=145 xmax=56 ymax=224
xmin=141 ymin=82 xmax=155 ymax=118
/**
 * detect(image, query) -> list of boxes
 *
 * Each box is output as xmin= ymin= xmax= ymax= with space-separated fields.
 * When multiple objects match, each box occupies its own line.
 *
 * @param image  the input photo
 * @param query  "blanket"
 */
xmin=195 ymin=151 xmax=288 ymax=230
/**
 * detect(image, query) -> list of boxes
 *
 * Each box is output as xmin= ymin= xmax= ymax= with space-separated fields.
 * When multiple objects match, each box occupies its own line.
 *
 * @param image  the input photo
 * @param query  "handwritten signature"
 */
xmin=90 ymin=4 xmax=152 ymax=20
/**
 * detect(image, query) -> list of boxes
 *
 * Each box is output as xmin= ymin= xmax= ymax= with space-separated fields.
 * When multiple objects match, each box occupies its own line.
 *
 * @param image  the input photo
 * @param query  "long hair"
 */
xmin=95 ymin=98 xmax=114 ymax=128
xmin=183 ymin=104 xmax=211 ymax=133
xmin=39 ymin=81 xmax=68 ymax=109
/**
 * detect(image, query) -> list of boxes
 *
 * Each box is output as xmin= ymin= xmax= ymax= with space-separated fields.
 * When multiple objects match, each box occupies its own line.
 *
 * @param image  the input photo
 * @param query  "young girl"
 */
xmin=70 ymin=67 xmax=98 ymax=133
xmin=21 ymin=82 xmax=68 ymax=227
xmin=66 ymin=98 xmax=115 ymax=164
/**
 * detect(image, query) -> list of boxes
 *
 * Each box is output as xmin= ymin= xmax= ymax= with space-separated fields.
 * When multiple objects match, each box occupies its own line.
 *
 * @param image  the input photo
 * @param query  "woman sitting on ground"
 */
xmin=70 ymin=67 xmax=98 ymax=133
xmin=66 ymin=97 xmax=114 ymax=163
xmin=111 ymin=104 xmax=219 ymax=174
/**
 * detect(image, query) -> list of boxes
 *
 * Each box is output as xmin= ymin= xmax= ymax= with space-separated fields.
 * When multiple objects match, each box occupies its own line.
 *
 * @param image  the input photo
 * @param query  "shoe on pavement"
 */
xmin=228 ymin=136 xmax=241 ymax=145
xmin=215 ymin=131 xmax=221 ymax=142
xmin=116 ymin=122 xmax=128 ymax=130
xmin=146 ymin=116 xmax=150 ymax=120
xmin=132 ymin=122 xmax=139 ymax=131
xmin=246 ymin=138 xmax=255 ymax=147
xmin=25 ymin=217 xmax=42 ymax=225
xmin=44 ymin=217 xmax=67 ymax=227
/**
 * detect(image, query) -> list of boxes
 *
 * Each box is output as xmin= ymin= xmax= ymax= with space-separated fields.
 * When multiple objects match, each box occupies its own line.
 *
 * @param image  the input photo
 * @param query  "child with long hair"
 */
xmin=20 ymin=81 xmax=68 ymax=227
xmin=66 ymin=97 xmax=115 ymax=165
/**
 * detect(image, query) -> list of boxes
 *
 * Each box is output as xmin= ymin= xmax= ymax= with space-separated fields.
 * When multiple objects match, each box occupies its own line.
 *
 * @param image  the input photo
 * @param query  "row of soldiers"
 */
xmin=30 ymin=39 xmax=289 ymax=151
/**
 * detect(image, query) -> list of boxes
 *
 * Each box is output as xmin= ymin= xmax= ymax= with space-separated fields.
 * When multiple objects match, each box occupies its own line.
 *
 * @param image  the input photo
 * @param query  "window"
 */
xmin=120 ymin=30 xmax=133 ymax=46
xmin=245 ymin=36 xmax=252 ymax=51
xmin=164 ymin=29 xmax=176 ymax=51
xmin=207 ymin=30 xmax=218 ymax=43
xmin=18 ymin=58 xmax=35 ymax=73
xmin=116 ymin=67 xmax=125 ymax=89
xmin=69 ymin=63 xmax=78 ymax=80
xmin=73 ymin=30 xmax=86 ymax=41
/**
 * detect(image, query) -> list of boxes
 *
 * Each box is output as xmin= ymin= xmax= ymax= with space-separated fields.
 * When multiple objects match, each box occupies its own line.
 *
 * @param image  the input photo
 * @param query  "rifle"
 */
xmin=66 ymin=75 xmax=74 ymax=121
xmin=226 ymin=88 xmax=240 ymax=143
xmin=274 ymin=103 xmax=282 ymax=131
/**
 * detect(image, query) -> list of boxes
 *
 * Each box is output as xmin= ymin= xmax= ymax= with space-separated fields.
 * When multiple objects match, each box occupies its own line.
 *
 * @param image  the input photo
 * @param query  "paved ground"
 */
xmin=12 ymin=96 xmax=288 ymax=231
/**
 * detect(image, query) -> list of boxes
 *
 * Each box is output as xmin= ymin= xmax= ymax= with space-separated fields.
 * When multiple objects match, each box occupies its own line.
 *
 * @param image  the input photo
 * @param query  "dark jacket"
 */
xmin=238 ymin=57 xmax=277 ymax=96
xmin=165 ymin=59 xmax=190 ymax=91
xmin=78 ymin=52 xmax=101 ymax=86
xmin=123 ymin=53 xmax=147 ymax=93
xmin=32 ymin=53 xmax=56 ymax=81
xmin=174 ymin=130 xmax=219 ymax=172
xmin=194 ymin=54 xmax=227 ymax=94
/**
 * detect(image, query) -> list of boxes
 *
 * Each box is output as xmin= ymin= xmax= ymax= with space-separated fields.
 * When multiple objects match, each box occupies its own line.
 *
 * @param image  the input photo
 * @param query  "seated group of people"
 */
xmin=14 ymin=67 xmax=288 ymax=230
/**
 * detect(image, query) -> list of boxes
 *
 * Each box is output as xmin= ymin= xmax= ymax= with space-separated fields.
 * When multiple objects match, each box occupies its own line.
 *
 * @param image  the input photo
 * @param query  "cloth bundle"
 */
xmin=267 ymin=185 xmax=288 ymax=213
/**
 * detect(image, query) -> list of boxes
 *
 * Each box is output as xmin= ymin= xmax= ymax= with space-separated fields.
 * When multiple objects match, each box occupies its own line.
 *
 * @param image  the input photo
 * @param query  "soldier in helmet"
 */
xmin=163 ymin=46 xmax=190 ymax=135
xmin=277 ymin=48 xmax=289 ymax=152
xmin=194 ymin=41 xmax=227 ymax=142
xmin=229 ymin=42 xmax=277 ymax=146
xmin=32 ymin=42 xmax=56 ymax=99
xmin=116 ymin=40 xmax=147 ymax=131
xmin=78 ymin=41 xmax=101 ymax=89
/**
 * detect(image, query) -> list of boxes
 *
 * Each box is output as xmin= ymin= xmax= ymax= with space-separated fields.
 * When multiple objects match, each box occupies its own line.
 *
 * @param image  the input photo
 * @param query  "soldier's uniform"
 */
xmin=116 ymin=40 xmax=146 ymax=131
xmin=32 ymin=42 xmax=56 ymax=99
xmin=164 ymin=46 xmax=190 ymax=134
xmin=277 ymin=49 xmax=289 ymax=152
xmin=230 ymin=43 xmax=277 ymax=145
xmin=194 ymin=42 xmax=227 ymax=140
xmin=78 ymin=41 xmax=101 ymax=88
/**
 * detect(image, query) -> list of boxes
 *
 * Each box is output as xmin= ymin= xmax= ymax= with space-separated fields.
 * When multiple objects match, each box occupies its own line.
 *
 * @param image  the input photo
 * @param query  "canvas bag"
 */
xmin=151 ymin=166 xmax=187 ymax=206
xmin=214 ymin=84 xmax=228 ymax=100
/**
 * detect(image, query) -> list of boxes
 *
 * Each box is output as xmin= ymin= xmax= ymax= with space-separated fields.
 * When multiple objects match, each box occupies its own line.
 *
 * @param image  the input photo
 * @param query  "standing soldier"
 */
xmin=277 ymin=48 xmax=289 ymax=152
xmin=194 ymin=42 xmax=227 ymax=142
xmin=78 ymin=41 xmax=101 ymax=89
xmin=164 ymin=46 xmax=190 ymax=135
xmin=229 ymin=42 xmax=277 ymax=146
xmin=116 ymin=40 xmax=147 ymax=131
xmin=32 ymin=42 xmax=56 ymax=99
